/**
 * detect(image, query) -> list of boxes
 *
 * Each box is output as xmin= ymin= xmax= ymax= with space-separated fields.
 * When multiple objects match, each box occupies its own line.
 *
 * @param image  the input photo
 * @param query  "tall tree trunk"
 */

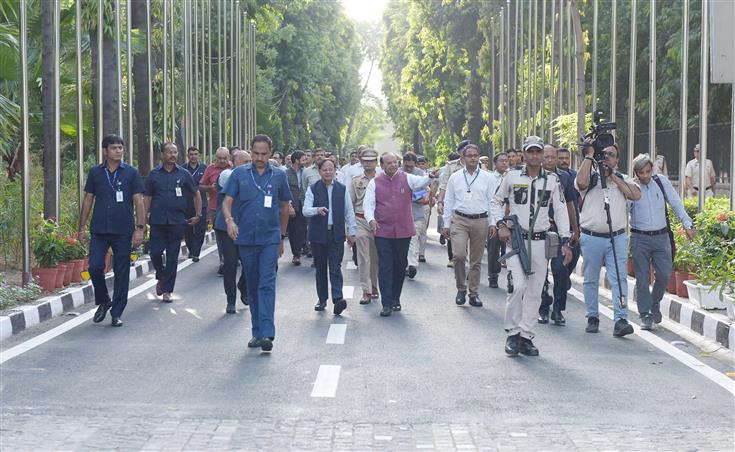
xmin=40 ymin=0 xmax=57 ymax=220
xmin=132 ymin=2 xmax=155 ymax=176
xmin=90 ymin=4 xmax=120 ymax=157
xmin=570 ymin=0 xmax=586 ymax=148
xmin=466 ymin=64 xmax=484 ymax=150
xmin=342 ymin=58 xmax=375 ymax=152
xmin=279 ymin=89 xmax=291 ymax=150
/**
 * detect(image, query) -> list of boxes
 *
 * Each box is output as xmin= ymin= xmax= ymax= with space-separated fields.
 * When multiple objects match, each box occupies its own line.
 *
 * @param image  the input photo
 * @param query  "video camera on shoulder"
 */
xmin=581 ymin=109 xmax=616 ymax=163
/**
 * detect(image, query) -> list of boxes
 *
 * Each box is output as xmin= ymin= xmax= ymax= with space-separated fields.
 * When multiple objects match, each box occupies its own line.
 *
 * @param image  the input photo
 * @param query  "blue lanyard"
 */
xmin=105 ymin=167 xmax=119 ymax=192
xmin=463 ymin=169 xmax=480 ymax=192
xmin=250 ymin=167 xmax=274 ymax=195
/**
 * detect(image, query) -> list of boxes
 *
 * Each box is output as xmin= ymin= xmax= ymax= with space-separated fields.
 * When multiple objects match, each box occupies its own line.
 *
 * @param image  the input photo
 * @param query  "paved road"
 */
xmin=1 ymin=230 xmax=734 ymax=451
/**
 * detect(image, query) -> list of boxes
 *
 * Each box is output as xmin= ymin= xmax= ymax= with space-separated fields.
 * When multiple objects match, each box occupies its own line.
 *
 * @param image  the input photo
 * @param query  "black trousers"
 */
xmin=88 ymin=233 xmax=131 ymax=318
xmin=375 ymin=237 xmax=411 ymax=308
xmin=287 ymin=211 xmax=307 ymax=258
xmin=312 ymin=231 xmax=345 ymax=303
xmin=486 ymin=234 xmax=506 ymax=277
xmin=184 ymin=215 xmax=207 ymax=258
xmin=150 ymin=224 xmax=185 ymax=293
xmin=215 ymin=229 xmax=247 ymax=304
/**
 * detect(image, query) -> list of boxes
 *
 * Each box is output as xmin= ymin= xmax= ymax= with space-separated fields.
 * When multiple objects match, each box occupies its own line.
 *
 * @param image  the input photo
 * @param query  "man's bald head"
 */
xmin=542 ymin=145 xmax=558 ymax=171
xmin=232 ymin=150 xmax=251 ymax=167
xmin=214 ymin=147 xmax=231 ymax=167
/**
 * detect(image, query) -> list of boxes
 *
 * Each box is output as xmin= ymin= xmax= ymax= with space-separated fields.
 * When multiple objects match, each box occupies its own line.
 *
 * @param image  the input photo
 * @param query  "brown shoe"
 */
xmin=371 ymin=288 xmax=379 ymax=299
xmin=360 ymin=293 xmax=371 ymax=304
xmin=156 ymin=281 xmax=163 ymax=296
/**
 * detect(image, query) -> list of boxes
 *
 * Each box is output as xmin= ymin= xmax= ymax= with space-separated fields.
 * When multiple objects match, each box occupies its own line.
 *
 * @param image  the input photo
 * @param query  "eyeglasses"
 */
xmin=604 ymin=151 xmax=617 ymax=158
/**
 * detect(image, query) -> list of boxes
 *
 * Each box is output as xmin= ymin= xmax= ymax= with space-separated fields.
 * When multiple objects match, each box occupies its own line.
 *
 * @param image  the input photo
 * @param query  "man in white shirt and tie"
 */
xmin=442 ymin=144 xmax=496 ymax=308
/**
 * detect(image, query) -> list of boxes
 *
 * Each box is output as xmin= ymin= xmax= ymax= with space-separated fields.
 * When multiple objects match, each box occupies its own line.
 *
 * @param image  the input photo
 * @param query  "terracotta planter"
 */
xmin=627 ymin=258 xmax=635 ymax=277
xmin=61 ymin=261 xmax=74 ymax=286
xmin=666 ymin=274 xmax=678 ymax=294
xmin=71 ymin=259 xmax=85 ymax=283
xmin=675 ymin=271 xmax=693 ymax=298
xmin=104 ymin=253 xmax=113 ymax=273
xmin=33 ymin=267 xmax=58 ymax=292
xmin=54 ymin=263 xmax=68 ymax=288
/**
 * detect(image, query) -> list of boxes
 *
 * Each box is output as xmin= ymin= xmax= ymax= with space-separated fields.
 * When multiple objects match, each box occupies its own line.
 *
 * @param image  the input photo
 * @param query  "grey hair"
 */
xmin=632 ymin=153 xmax=654 ymax=175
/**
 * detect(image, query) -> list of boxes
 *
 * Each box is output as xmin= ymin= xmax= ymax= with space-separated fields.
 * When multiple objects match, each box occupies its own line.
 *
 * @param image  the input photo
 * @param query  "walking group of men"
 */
xmin=78 ymin=131 xmax=695 ymax=356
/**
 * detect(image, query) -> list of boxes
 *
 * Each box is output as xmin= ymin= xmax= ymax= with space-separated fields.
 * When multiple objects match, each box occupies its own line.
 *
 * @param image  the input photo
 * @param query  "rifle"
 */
xmin=497 ymin=214 xmax=532 ymax=275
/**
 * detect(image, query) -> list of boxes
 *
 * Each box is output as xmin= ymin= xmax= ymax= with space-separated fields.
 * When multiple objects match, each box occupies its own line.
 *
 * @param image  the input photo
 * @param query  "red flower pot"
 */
xmin=33 ymin=267 xmax=58 ymax=292
xmin=666 ymin=274 xmax=678 ymax=294
xmin=55 ymin=263 xmax=67 ymax=288
xmin=675 ymin=271 xmax=693 ymax=298
xmin=71 ymin=259 xmax=85 ymax=283
xmin=61 ymin=261 xmax=74 ymax=286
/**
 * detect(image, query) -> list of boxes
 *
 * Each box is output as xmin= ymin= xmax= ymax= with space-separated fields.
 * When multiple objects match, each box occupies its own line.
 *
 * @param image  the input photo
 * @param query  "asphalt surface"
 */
xmin=1 ymin=227 xmax=734 ymax=451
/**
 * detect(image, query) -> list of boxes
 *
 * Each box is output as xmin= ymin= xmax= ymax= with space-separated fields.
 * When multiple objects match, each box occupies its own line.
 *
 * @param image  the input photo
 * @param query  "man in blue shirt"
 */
xmin=144 ymin=143 xmax=201 ymax=303
xmin=77 ymin=134 xmax=146 ymax=327
xmin=183 ymin=146 xmax=208 ymax=262
xmin=630 ymin=154 xmax=695 ymax=330
xmin=222 ymin=135 xmax=293 ymax=353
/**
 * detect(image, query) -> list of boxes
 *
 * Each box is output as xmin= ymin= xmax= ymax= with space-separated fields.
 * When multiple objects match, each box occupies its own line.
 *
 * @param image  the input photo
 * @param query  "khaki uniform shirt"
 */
xmin=348 ymin=172 xmax=375 ymax=215
xmin=439 ymin=159 xmax=464 ymax=191
xmin=490 ymin=167 xmax=570 ymax=238
xmin=684 ymin=158 xmax=716 ymax=189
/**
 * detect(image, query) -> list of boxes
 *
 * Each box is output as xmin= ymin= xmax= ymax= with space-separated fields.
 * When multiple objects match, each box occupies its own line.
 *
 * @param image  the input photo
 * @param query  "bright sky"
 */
xmin=341 ymin=0 xmax=388 ymax=100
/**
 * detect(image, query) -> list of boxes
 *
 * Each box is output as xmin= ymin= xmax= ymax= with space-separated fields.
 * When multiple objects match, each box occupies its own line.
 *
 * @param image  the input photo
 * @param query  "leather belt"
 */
xmin=522 ymin=231 xmax=547 ymax=240
xmin=631 ymin=227 xmax=668 ymax=236
xmin=355 ymin=213 xmax=365 ymax=219
xmin=582 ymin=228 xmax=625 ymax=238
xmin=454 ymin=211 xmax=488 ymax=220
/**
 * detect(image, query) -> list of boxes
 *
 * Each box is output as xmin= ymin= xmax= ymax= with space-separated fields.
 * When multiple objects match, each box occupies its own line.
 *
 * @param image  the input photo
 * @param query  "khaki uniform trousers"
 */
xmin=449 ymin=214 xmax=488 ymax=296
xmin=356 ymin=216 xmax=378 ymax=294
xmin=504 ymin=238 xmax=547 ymax=340
xmin=408 ymin=216 xmax=427 ymax=267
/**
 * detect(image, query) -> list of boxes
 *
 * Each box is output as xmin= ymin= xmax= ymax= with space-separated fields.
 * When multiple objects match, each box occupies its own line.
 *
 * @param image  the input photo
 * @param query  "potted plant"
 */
xmin=31 ymin=219 xmax=62 ymax=292
xmin=673 ymin=241 xmax=699 ymax=299
xmin=68 ymin=238 xmax=87 ymax=283
xmin=57 ymin=236 xmax=77 ymax=286
xmin=691 ymin=209 xmax=735 ymax=309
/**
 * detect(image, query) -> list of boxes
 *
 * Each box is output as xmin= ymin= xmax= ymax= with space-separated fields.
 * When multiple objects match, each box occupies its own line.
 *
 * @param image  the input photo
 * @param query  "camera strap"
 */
xmin=652 ymin=175 xmax=676 ymax=260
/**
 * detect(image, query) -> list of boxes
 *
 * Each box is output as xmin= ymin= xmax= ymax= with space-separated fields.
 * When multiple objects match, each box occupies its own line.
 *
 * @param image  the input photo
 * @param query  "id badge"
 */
xmin=463 ymin=191 xmax=472 ymax=202
xmin=175 ymin=187 xmax=182 ymax=197
xmin=264 ymin=195 xmax=273 ymax=208
xmin=116 ymin=190 xmax=124 ymax=202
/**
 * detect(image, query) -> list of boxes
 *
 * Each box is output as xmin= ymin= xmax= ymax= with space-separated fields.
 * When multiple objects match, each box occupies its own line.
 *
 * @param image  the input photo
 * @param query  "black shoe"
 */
xmin=640 ymin=315 xmax=653 ymax=331
xmin=314 ymin=301 xmax=327 ymax=311
xmin=380 ymin=307 xmax=392 ymax=317
xmin=260 ymin=337 xmax=273 ymax=352
xmin=507 ymin=273 xmax=514 ymax=293
xmin=392 ymin=303 xmax=401 ymax=312
xmin=455 ymin=291 xmax=467 ymax=305
xmin=241 ymin=296 xmax=249 ymax=306
xmin=586 ymin=316 xmax=600 ymax=333
xmin=192 ymin=257 xmax=200 ymax=263
xmin=551 ymin=310 xmax=566 ymax=325
xmin=226 ymin=303 xmax=236 ymax=314
xmin=488 ymin=275 xmax=498 ymax=288
xmin=111 ymin=317 xmax=123 ymax=327
xmin=333 ymin=299 xmax=347 ymax=315
xmin=469 ymin=296 xmax=483 ymax=307
xmin=93 ymin=301 xmax=112 ymax=323
xmin=613 ymin=319 xmax=634 ymax=337
xmin=440 ymin=235 xmax=446 ymax=245
xmin=505 ymin=333 xmax=520 ymax=356
xmin=418 ymin=255 xmax=426 ymax=263
xmin=407 ymin=265 xmax=417 ymax=279
xmin=519 ymin=337 xmax=539 ymax=356
xmin=247 ymin=337 xmax=262 ymax=348
xmin=538 ymin=312 xmax=550 ymax=324
xmin=217 ymin=265 xmax=224 ymax=276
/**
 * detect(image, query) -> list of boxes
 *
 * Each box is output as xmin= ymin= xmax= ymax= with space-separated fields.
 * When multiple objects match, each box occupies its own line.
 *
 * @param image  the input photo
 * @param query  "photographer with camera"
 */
xmin=576 ymin=142 xmax=641 ymax=337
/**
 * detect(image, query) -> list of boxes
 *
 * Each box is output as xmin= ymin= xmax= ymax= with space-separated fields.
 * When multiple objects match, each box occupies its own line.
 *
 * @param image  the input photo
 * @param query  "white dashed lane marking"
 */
xmin=326 ymin=324 xmax=346 ymax=344
xmin=310 ymin=365 xmax=341 ymax=398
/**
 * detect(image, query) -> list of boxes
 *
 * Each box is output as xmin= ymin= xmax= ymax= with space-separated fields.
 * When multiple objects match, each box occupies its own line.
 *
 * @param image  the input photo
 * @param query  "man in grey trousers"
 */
xmin=629 ymin=154 xmax=696 ymax=330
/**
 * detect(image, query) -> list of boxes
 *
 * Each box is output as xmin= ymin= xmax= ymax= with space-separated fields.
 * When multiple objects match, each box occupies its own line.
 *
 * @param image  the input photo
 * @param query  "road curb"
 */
xmin=0 ymin=231 xmax=216 ymax=343
xmin=570 ymin=258 xmax=733 ymax=350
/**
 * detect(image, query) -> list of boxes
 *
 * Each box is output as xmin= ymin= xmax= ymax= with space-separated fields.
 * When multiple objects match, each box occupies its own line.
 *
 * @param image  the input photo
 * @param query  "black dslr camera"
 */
xmin=581 ymin=109 xmax=616 ymax=163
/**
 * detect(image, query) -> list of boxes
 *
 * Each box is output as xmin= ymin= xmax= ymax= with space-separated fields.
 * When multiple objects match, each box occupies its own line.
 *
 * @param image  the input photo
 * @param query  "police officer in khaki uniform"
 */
xmin=348 ymin=149 xmax=380 ymax=304
xmin=490 ymin=136 xmax=573 ymax=357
